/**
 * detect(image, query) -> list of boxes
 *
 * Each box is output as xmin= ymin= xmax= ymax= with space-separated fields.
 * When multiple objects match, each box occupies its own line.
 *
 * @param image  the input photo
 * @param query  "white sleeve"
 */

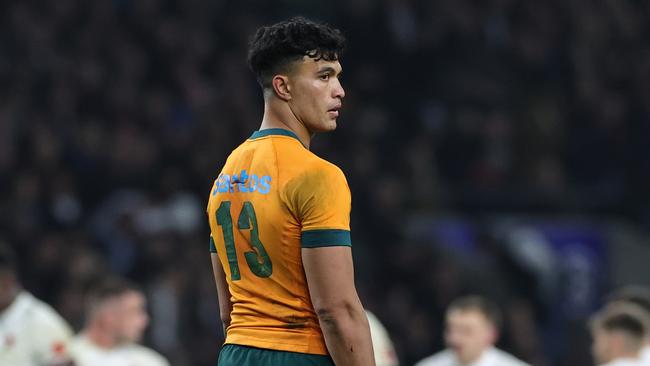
xmin=641 ymin=346 xmax=650 ymax=364
xmin=366 ymin=311 xmax=399 ymax=366
xmin=31 ymin=307 xmax=75 ymax=366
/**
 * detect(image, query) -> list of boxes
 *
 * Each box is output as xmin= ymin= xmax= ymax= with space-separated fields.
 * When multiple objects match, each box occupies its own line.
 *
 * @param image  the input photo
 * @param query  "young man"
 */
xmin=415 ymin=296 xmax=529 ymax=366
xmin=69 ymin=277 xmax=169 ymax=366
xmin=590 ymin=304 xmax=648 ymax=366
xmin=0 ymin=242 xmax=75 ymax=366
xmin=206 ymin=17 xmax=375 ymax=366
xmin=607 ymin=285 xmax=650 ymax=364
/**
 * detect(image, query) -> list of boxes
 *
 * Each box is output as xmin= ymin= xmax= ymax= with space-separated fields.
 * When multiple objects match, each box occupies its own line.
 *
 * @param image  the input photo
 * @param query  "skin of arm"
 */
xmin=302 ymin=246 xmax=375 ymax=366
xmin=211 ymin=253 xmax=233 ymax=335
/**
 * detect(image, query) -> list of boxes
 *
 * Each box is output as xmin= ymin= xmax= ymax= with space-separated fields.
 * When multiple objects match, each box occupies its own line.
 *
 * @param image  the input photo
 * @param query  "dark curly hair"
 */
xmin=247 ymin=17 xmax=346 ymax=89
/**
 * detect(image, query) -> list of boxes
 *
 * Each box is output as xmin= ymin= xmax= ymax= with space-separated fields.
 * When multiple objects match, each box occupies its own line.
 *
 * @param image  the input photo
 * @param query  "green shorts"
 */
xmin=218 ymin=344 xmax=335 ymax=366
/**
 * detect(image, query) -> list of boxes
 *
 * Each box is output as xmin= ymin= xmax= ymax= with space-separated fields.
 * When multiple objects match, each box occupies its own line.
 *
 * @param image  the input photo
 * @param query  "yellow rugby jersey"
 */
xmin=206 ymin=128 xmax=352 ymax=355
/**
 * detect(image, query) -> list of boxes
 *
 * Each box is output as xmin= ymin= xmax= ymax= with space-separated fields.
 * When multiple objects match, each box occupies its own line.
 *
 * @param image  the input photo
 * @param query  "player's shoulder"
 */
xmin=70 ymin=334 xmax=93 ymax=348
xmin=600 ymin=359 xmax=645 ymax=366
xmin=123 ymin=344 xmax=170 ymax=366
xmin=283 ymin=155 xmax=348 ymax=198
xmin=304 ymin=153 xmax=346 ymax=179
xmin=69 ymin=335 xmax=100 ymax=358
xmin=641 ymin=345 xmax=650 ymax=363
xmin=20 ymin=292 xmax=73 ymax=334
xmin=414 ymin=349 xmax=455 ymax=366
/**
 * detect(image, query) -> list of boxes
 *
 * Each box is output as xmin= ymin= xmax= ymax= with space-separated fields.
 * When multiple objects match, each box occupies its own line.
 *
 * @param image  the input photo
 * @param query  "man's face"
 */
xmin=592 ymin=328 xmax=610 ymax=364
xmin=444 ymin=309 xmax=497 ymax=364
xmin=105 ymin=291 xmax=149 ymax=344
xmin=286 ymin=56 xmax=345 ymax=133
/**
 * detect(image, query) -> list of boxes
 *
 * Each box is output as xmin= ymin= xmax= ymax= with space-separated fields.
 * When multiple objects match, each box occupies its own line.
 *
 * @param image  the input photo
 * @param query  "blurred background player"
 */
xmin=606 ymin=285 xmax=650 ymax=364
xmin=590 ymin=304 xmax=649 ymax=366
xmin=69 ymin=277 xmax=169 ymax=366
xmin=0 ymin=242 xmax=74 ymax=366
xmin=207 ymin=17 xmax=374 ymax=366
xmin=415 ymin=295 xmax=529 ymax=366
xmin=366 ymin=310 xmax=399 ymax=366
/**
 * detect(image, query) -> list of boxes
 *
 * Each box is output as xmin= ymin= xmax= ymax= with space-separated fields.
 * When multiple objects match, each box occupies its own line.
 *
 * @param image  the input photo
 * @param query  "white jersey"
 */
xmin=415 ymin=347 xmax=530 ymax=366
xmin=366 ymin=310 xmax=399 ymax=366
xmin=70 ymin=334 xmax=169 ymax=366
xmin=641 ymin=346 xmax=650 ymax=365
xmin=600 ymin=357 xmax=647 ymax=366
xmin=0 ymin=291 xmax=74 ymax=366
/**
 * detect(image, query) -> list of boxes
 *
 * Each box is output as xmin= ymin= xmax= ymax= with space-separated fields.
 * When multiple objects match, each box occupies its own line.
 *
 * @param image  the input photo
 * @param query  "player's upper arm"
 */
xmin=31 ymin=307 xmax=75 ymax=365
xmin=302 ymin=246 xmax=359 ymax=315
xmin=209 ymin=237 xmax=232 ymax=327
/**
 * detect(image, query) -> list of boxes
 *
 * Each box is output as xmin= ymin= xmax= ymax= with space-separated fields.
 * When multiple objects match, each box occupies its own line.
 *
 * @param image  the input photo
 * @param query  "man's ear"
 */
xmin=272 ymin=75 xmax=292 ymax=101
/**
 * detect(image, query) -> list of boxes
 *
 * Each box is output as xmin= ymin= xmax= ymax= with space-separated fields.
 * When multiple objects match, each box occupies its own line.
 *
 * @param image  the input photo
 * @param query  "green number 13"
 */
xmin=216 ymin=201 xmax=273 ymax=280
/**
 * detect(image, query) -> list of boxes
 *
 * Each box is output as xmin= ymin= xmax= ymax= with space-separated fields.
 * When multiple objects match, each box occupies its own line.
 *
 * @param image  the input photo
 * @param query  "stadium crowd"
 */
xmin=1 ymin=0 xmax=649 ymax=365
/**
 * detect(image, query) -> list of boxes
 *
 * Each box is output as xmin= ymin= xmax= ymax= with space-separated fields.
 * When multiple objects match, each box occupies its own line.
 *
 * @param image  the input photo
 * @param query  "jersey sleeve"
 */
xmin=284 ymin=163 xmax=352 ymax=248
xmin=32 ymin=307 xmax=75 ymax=365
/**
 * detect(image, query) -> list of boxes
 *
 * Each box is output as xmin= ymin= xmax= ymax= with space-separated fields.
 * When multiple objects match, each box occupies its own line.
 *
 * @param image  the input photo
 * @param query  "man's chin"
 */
xmin=323 ymin=119 xmax=338 ymax=131
xmin=310 ymin=122 xmax=337 ymax=133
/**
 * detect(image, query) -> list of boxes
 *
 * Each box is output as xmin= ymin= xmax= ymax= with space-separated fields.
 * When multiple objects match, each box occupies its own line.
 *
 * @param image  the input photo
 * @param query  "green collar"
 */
xmin=249 ymin=128 xmax=305 ymax=147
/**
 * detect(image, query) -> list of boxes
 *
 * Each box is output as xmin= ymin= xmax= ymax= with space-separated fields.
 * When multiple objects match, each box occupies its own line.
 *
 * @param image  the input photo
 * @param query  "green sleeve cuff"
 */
xmin=301 ymin=229 xmax=351 ymax=248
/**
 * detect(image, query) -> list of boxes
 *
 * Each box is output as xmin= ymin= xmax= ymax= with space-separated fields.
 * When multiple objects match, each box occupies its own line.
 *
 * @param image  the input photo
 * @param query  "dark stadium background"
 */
xmin=1 ymin=1 xmax=649 ymax=365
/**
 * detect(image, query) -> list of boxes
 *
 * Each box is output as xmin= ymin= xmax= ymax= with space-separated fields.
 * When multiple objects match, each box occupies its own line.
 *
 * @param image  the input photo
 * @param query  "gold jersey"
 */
xmin=206 ymin=128 xmax=352 ymax=355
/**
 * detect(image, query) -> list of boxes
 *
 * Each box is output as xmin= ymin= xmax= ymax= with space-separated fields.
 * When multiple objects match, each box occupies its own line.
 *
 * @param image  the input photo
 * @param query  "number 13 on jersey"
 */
xmin=215 ymin=201 xmax=273 ymax=281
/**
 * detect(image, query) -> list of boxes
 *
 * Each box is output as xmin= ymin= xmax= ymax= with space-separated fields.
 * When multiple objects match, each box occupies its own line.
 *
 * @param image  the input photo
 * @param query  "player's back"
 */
xmin=207 ymin=128 xmax=352 ymax=355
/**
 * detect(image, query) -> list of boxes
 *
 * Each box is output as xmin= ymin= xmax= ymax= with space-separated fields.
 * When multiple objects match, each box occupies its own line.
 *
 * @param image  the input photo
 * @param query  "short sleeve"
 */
xmin=32 ymin=307 xmax=74 ymax=365
xmin=284 ymin=163 xmax=352 ymax=248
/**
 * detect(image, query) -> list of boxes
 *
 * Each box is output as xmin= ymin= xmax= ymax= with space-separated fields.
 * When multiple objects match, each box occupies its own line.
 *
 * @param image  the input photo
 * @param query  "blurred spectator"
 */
xmin=606 ymin=286 xmax=650 ymax=364
xmin=589 ymin=304 xmax=649 ymax=366
xmin=415 ymin=295 xmax=529 ymax=366
xmin=366 ymin=310 xmax=399 ymax=366
xmin=69 ymin=276 xmax=169 ymax=366
xmin=0 ymin=242 xmax=75 ymax=366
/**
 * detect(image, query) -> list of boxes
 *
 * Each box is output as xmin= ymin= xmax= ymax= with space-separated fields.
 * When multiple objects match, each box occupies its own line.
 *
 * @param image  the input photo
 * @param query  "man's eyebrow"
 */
xmin=316 ymin=66 xmax=340 ymax=75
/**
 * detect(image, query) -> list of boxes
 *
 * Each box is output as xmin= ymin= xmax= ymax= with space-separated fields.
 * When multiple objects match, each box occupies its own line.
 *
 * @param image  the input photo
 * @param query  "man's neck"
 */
xmin=606 ymin=350 xmax=641 ymax=364
xmin=457 ymin=347 xmax=490 ymax=366
xmin=260 ymin=99 xmax=312 ymax=149
xmin=84 ymin=325 xmax=118 ymax=350
xmin=0 ymin=287 xmax=21 ymax=313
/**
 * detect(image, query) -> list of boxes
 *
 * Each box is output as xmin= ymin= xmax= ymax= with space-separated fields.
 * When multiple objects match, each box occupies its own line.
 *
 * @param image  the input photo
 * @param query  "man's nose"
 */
xmin=333 ymin=78 xmax=345 ymax=99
